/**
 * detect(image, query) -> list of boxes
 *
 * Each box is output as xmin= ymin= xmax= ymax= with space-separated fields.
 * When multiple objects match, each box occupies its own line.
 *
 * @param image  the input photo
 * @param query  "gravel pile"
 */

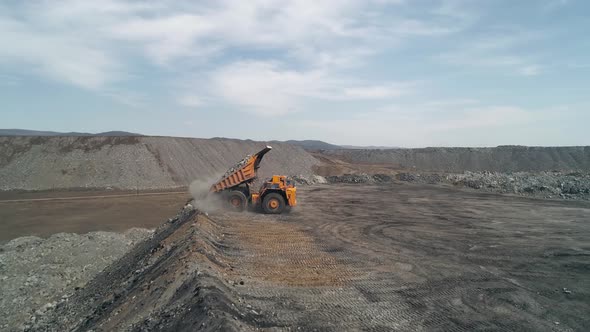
xmin=0 ymin=136 xmax=318 ymax=191
xmin=326 ymin=172 xmax=590 ymax=200
xmin=446 ymin=171 xmax=590 ymax=200
xmin=326 ymin=173 xmax=391 ymax=184
xmin=0 ymin=229 xmax=152 ymax=331
xmin=291 ymin=175 xmax=328 ymax=185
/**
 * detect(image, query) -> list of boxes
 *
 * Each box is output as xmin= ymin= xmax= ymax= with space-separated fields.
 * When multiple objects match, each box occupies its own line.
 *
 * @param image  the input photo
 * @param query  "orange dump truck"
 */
xmin=209 ymin=146 xmax=297 ymax=214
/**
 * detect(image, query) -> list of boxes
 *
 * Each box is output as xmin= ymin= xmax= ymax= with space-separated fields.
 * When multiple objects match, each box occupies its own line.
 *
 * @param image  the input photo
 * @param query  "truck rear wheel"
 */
xmin=262 ymin=193 xmax=285 ymax=214
xmin=227 ymin=191 xmax=247 ymax=212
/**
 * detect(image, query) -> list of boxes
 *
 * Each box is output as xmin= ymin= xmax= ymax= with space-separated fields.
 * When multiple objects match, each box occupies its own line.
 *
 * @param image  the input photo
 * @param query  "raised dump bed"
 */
xmin=210 ymin=146 xmax=272 ymax=192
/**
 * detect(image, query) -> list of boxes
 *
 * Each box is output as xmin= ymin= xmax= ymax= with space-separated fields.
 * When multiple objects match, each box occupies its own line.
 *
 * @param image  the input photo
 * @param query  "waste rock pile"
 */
xmin=326 ymin=171 xmax=590 ymax=200
xmin=0 ymin=136 xmax=318 ymax=191
xmin=0 ymin=229 xmax=152 ymax=331
xmin=326 ymin=173 xmax=393 ymax=184
xmin=290 ymin=174 xmax=328 ymax=185
xmin=321 ymin=146 xmax=590 ymax=172
xmin=326 ymin=173 xmax=375 ymax=183
xmin=446 ymin=171 xmax=590 ymax=200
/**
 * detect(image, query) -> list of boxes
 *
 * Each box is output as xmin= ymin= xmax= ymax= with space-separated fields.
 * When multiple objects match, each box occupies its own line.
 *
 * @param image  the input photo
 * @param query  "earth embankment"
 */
xmin=320 ymin=146 xmax=590 ymax=172
xmin=0 ymin=136 xmax=318 ymax=191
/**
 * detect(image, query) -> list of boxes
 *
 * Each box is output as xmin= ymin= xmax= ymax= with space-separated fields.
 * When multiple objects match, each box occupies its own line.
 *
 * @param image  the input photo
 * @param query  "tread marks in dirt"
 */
xmin=272 ymin=184 xmax=589 ymax=331
xmin=32 ymin=184 xmax=590 ymax=331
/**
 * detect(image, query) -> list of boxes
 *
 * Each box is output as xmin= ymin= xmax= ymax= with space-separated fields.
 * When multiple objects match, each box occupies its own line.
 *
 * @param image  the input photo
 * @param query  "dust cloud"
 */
xmin=189 ymin=174 xmax=226 ymax=212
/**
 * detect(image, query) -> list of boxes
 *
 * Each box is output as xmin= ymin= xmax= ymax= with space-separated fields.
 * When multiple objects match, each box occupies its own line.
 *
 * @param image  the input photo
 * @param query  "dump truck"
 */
xmin=209 ymin=146 xmax=296 ymax=214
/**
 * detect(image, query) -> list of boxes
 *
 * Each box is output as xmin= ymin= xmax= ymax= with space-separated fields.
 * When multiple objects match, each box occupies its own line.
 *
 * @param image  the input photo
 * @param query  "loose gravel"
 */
xmin=0 ymin=228 xmax=152 ymax=331
xmin=321 ymin=146 xmax=590 ymax=172
xmin=0 ymin=136 xmax=318 ymax=191
xmin=325 ymin=171 xmax=590 ymax=200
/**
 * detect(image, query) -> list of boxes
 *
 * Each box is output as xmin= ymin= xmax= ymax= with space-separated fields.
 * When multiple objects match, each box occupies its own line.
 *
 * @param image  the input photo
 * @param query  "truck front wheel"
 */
xmin=262 ymin=193 xmax=285 ymax=214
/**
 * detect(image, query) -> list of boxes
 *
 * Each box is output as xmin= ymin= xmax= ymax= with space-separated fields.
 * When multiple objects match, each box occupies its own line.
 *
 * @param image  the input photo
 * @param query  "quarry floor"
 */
xmin=0 ymin=190 xmax=190 ymax=243
xmin=20 ymin=183 xmax=590 ymax=331
xmin=207 ymin=183 xmax=590 ymax=331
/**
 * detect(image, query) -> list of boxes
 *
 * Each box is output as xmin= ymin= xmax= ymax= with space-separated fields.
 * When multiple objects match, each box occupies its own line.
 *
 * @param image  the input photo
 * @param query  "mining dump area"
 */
xmin=29 ymin=183 xmax=590 ymax=331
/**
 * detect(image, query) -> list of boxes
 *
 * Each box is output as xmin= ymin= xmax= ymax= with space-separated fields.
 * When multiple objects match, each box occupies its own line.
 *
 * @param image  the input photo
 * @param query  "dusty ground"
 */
xmin=30 ymin=183 xmax=590 ymax=331
xmin=0 ymin=191 xmax=190 ymax=243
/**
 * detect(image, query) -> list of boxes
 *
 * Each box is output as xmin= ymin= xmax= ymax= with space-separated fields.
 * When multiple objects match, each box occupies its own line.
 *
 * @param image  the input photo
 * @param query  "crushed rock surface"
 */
xmin=0 ymin=228 xmax=153 ymax=331
xmin=291 ymin=174 xmax=328 ymax=185
xmin=322 ymin=146 xmax=590 ymax=172
xmin=0 ymin=136 xmax=318 ymax=191
xmin=446 ymin=171 xmax=590 ymax=199
xmin=327 ymin=171 xmax=590 ymax=200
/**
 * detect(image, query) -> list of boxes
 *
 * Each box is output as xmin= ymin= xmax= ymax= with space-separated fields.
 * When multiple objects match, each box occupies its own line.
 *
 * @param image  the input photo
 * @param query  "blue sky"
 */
xmin=1 ymin=0 xmax=588 ymax=147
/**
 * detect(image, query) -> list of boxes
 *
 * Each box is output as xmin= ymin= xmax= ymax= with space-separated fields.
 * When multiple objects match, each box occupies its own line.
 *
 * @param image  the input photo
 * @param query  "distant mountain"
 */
xmin=0 ymin=129 xmax=142 ymax=136
xmin=95 ymin=131 xmax=143 ymax=136
xmin=276 ymin=140 xmax=402 ymax=151
xmin=340 ymin=145 xmax=402 ymax=150
xmin=276 ymin=140 xmax=342 ymax=151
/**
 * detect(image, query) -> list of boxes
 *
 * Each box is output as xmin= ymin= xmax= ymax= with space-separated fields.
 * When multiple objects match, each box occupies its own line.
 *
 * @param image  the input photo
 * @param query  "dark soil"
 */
xmin=0 ymin=191 xmax=190 ymax=243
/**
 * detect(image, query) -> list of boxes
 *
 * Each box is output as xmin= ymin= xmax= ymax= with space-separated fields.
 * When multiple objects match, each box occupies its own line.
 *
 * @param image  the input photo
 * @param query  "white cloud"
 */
xmin=542 ymin=0 xmax=570 ymax=11
xmin=101 ymin=91 xmax=147 ymax=108
xmin=104 ymin=0 xmax=452 ymax=67
xmin=178 ymin=95 xmax=204 ymax=108
xmin=425 ymin=106 xmax=531 ymax=131
xmin=208 ymin=61 xmax=412 ymax=115
xmin=110 ymin=14 xmax=218 ymax=64
xmin=0 ymin=18 xmax=120 ymax=89
xmin=0 ymin=0 xmax=466 ymax=83
xmin=297 ymin=104 xmax=533 ymax=147
xmin=422 ymin=99 xmax=479 ymax=108
xmin=210 ymin=61 xmax=310 ymax=115
xmin=434 ymin=30 xmax=544 ymax=76
xmin=343 ymin=85 xmax=407 ymax=99
xmin=392 ymin=19 xmax=459 ymax=36
xmin=0 ymin=0 xmax=470 ymax=118
xmin=519 ymin=65 xmax=541 ymax=76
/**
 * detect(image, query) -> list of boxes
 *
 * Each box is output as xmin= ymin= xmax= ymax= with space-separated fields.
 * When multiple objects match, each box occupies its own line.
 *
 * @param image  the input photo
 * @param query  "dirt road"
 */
xmin=0 ymin=191 xmax=190 ymax=243
xmin=33 ymin=183 xmax=590 ymax=331
xmin=0 ymin=191 xmax=187 ymax=203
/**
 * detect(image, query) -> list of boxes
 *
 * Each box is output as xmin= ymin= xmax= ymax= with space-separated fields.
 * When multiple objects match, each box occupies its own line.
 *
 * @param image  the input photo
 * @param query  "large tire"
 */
xmin=226 ymin=191 xmax=247 ymax=212
xmin=262 ymin=193 xmax=285 ymax=214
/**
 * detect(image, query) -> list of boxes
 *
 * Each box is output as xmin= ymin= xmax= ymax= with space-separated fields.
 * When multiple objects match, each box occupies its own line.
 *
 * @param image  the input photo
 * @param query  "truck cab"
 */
xmin=251 ymin=175 xmax=297 ymax=214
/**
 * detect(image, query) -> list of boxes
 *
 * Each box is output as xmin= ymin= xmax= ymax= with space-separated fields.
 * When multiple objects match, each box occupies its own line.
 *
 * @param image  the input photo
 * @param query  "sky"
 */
xmin=1 ymin=0 xmax=589 ymax=147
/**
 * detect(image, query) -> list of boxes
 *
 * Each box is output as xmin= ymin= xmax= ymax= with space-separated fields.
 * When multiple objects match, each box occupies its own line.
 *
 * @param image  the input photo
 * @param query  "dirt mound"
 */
xmin=29 ymin=205 xmax=250 ymax=331
xmin=446 ymin=171 xmax=590 ymax=200
xmin=321 ymin=146 xmax=590 ymax=172
xmin=393 ymin=171 xmax=590 ymax=200
xmin=327 ymin=171 xmax=590 ymax=200
xmin=0 ymin=229 xmax=152 ymax=331
xmin=0 ymin=136 xmax=318 ymax=191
